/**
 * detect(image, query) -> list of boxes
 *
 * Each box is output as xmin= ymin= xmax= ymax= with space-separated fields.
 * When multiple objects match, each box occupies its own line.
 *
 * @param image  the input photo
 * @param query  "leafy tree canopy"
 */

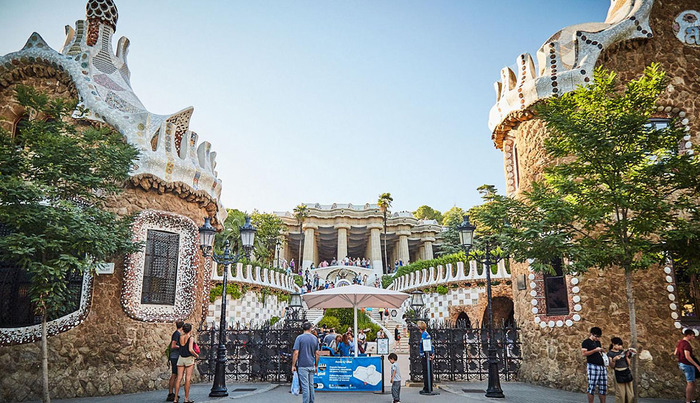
xmin=250 ymin=210 xmax=285 ymax=267
xmin=0 ymin=85 xmax=140 ymax=320
xmin=413 ymin=205 xmax=442 ymax=223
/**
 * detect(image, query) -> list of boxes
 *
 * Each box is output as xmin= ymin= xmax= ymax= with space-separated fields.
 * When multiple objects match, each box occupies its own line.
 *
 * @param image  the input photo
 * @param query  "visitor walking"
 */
xmin=582 ymin=326 xmax=607 ymax=403
xmin=292 ymin=322 xmax=320 ymax=403
xmin=607 ymin=337 xmax=635 ymax=403
xmin=167 ymin=320 xmax=184 ymax=402
xmin=388 ymin=353 xmax=401 ymax=403
xmin=174 ymin=323 xmax=199 ymax=403
xmin=675 ymin=328 xmax=700 ymax=403
xmin=418 ymin=320 xmax=434 ymax=394
xmin=394 ymin=325 xmax=401 ymax=352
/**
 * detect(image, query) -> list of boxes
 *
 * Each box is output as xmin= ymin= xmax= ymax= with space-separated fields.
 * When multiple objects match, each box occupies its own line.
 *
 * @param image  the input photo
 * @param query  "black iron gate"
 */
xmin=408 ymin=322 xmax=521 ymax=382
xmin=196 ymin=320 xmax=304 ymax=383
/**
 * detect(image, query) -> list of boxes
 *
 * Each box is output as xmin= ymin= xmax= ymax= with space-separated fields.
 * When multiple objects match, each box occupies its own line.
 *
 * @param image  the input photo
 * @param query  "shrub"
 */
xmin=436 ymin=285 xmax=448 ymax=295
xmin=381 ymin=275 xmax=394 ymax=289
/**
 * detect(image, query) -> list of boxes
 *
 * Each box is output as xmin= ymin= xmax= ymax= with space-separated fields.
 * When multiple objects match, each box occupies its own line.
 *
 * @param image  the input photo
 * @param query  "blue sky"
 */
xmin=0 ymin=0 xmax=610 ymax=215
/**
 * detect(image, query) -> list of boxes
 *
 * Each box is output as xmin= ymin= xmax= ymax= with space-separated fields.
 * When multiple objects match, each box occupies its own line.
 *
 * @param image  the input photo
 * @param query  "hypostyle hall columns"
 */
xmin=397 ymin=230 xmax=411 ymax=265
xmin=422 ymin=238 xmax=435 ymax=261
xmin=368 ymin=224 xmax=383 ymax=276
xmin=302 ymin=223 xmax=318 ymax=269
xmin=336 ymin=224 xmax=350 ymax=261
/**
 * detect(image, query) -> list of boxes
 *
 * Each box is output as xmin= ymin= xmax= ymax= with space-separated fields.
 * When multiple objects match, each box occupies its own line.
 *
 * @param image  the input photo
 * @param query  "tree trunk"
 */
xmin=298 ymin=224 xmax=302 ymax=274
xmin=624 ymin=270 xmax=638 ymax=403
xmin=382 ymin=211 xmax=388 ymax=275
xmin=41 ymin=311 xmax=50 ymax=403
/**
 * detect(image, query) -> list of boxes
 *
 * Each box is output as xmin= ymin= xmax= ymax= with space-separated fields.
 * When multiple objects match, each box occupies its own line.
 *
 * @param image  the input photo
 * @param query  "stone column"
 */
xmin=423 ymin=239 xmax=434 ymax=261
xmin=336 ymin=224 xmax=350 ymax=261
xmin=368 ymin=224 xmax=383 ymax=276
xmin=397 ymin=230 xmax=410 ymax=265
xmin=302 ymin=224 xmax=317 ymax=269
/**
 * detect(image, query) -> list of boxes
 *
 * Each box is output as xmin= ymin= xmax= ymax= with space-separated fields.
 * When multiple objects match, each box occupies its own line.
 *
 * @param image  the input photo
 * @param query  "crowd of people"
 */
xmin=582 ymin=326 xmax=700 ymax=403
xmin=292 ymin=322 xmax=403 ymax=403
xmin=297 ymin=271 xmax=383 ymax=293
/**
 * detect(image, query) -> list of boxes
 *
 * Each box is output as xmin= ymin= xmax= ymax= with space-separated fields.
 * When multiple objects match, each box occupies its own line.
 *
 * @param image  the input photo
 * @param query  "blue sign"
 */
xmin=314 ymin=356 xmax=383 ymax=391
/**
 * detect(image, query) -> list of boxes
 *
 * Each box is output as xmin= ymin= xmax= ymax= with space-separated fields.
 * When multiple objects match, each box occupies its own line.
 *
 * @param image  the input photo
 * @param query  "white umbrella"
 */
xmin=302 ymin=284 xmax=409 ymax=357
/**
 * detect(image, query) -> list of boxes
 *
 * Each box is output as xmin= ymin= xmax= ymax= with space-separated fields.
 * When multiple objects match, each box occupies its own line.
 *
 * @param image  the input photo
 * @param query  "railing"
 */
xmin=390 ymin=260 xmax=510 ymax=292
xmin=210 ymin=263 xmax=297 ymax=293
xmin=408 ymin=322 xmax=521 ymax=382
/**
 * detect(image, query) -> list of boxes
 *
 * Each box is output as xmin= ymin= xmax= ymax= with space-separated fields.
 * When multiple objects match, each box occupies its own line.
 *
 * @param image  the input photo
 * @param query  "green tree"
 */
xmin=250 ymin=210 xmax=285 ymax=267
xmin=377 ymin=193 xmax=393 ymax=274
xmin=472 ymin=65 xmax=700 ymax=400
xmin=293 ymin=204 xmax=309 ymax=270
xmin=215 ymin=208 xmax=247 ymax=256
xmin=0 ymin=86 xmax=140 ymax=402
xmin=437 ymin=206 xmax=467 ymax=256
xmin=413 ymin=205 xmax=442 ymax=223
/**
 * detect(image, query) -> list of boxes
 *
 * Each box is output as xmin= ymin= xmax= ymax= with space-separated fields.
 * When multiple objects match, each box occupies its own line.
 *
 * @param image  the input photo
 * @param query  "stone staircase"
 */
xmin=367 ymin=309 xmax=410 ymax=354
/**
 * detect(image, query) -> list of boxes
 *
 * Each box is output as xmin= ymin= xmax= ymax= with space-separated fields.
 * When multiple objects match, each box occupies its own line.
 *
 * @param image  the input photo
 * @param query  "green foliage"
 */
xmin=437 ymin=206 xmax=467 ymax=256
xmin=318 ymin=315 xmax=340 ymax=331
xmin=436 ymin=285 xmax=448 ymax=295
xmin=474 ymin=64 xmax=700 ymax=276
xmin=377 ymin=193 xmax=393 ymax=212
xmin=320 ymin=308 xmax=382 ymax=341
xmin=0 ymin=86 xmax=140 ymax=321
xmin=395 ymin=252 xmax=467 ymax=278
xmin=250 ymin=210 xmax=285 ymax=267
xmin=215 ymin=209 xmax=247 ymax=257
xmin=293 ymin=274 xmax=303 ymax=288
xmin=209 ymin=283 xmax=245 ymax=302
xmin=413 ymin=205 xmax=442 ymax=223
xmin=381 ymin=275 xmax=394 ymax=289
xmin=268 ymin=316 xmax=280 ymax=326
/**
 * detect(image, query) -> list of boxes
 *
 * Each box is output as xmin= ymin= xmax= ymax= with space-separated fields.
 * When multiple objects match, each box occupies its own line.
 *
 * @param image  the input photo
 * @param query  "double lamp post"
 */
xmin=456 ymin=215 xmax=506 ymax=399
xmin=198 ymin=216 xmax=257 ymax=398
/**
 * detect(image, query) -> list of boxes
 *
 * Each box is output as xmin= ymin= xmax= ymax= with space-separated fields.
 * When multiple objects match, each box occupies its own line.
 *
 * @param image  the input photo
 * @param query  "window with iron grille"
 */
xmin=141 ymin=230 xmax=180 ymax=305
xmin=0 ymin=223 xmax=84 ymax=327
xmin=674 ymin=261 xmax=699 ymax=325
xmin=543 ymin=257 xmax=569 ymax=316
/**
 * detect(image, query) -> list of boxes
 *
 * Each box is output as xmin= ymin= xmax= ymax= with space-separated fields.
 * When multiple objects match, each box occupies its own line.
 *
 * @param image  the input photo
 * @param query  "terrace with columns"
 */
xmin=275 ymin=203 xmax=443 ymax=279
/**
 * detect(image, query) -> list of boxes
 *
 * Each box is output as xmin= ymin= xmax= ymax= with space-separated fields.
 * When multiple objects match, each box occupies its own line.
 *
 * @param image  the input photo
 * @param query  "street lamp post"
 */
xmin=199 ymin=216 xmax=256 ymax=398
xmin=457 ymin=215 xmax=505 ymax=399
xmin=286 ymin=292 xmax=304 ymax=326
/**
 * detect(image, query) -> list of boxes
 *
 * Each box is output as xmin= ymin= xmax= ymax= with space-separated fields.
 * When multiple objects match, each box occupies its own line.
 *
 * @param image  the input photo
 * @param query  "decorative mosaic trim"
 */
xmin=654 ymin=105 xmax=694 ymax=156
xmin=0 ymin=271 xmax=93 ymax=345
xmin=673 ymin=10 xmax=700 ymax=47
xmin=121 ymin=210 xmax=199 ymax=322
xmin=528 ymin=260 xmax=581 ymax=328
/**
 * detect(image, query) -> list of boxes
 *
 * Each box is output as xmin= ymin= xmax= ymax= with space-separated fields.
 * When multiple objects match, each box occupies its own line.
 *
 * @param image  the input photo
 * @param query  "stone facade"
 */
xmin=490 ymin=0 xmax=699 ymax=398
xmin=0 ymin=1 xmax=228 ymax=401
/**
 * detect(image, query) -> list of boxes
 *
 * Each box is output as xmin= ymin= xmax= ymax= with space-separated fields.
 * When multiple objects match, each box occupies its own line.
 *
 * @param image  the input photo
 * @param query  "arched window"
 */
xmin=11 ymin=115 xmax=29 ymax=138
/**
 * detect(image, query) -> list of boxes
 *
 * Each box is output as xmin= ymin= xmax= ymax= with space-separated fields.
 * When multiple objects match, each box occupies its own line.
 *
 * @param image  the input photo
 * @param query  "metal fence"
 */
xmin=408 ymin=321 xmax=521 ymax=382
xmin=196 ymin=314 xmax=305 ymax=383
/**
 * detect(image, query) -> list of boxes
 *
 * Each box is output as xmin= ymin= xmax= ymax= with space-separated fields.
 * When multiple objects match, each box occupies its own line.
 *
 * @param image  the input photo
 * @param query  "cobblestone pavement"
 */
xmin=42 ymin=380 xmax=679 ymax=403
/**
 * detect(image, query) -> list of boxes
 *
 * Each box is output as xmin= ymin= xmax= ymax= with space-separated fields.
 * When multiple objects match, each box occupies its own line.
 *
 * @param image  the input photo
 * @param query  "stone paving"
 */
xmin=41 ymin=380 xmax=680 ymax=403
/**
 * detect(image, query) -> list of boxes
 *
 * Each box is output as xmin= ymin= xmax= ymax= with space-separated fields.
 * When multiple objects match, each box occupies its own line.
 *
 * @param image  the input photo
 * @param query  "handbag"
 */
xmin=192 ymin=338 xmax=201 ymax=355
xmin=614 ymin=368 xmax=633 ymax=383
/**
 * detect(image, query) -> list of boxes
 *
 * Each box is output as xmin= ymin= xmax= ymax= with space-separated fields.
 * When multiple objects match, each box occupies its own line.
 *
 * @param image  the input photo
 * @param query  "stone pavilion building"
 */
xmin=275 ymin=203 xmax=443 ymax=277
xmin=489 ymin=0 xmax=699 ymax=398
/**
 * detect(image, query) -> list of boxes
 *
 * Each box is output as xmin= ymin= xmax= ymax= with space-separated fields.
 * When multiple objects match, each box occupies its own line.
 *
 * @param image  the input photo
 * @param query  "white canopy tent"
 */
xmin=302 ymin=284 xmax=410 ymax=357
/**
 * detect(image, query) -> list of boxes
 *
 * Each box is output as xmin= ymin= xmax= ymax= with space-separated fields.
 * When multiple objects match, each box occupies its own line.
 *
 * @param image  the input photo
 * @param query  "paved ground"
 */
xmin=43 ymin=380 xmax=679 ymax=403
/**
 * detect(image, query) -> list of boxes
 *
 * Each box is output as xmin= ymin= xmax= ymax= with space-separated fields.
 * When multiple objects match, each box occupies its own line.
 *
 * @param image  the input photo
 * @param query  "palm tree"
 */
xmin=377 ymin=193 xmax=393 ymax=274
xmin=293 ymin=203 xmax=309 ymax=271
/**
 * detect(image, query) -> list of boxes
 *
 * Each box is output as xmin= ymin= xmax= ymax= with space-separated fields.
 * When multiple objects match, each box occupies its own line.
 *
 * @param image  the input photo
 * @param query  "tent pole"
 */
xmin=354 ymin=305 xmax=358 ymax=358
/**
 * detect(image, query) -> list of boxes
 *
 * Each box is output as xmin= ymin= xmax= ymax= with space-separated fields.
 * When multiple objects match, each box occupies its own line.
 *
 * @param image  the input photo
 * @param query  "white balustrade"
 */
xmin=209 ymin=262 xmax=297 ymax=293
xmin=390 ymin=259 xmax=512 ymax=292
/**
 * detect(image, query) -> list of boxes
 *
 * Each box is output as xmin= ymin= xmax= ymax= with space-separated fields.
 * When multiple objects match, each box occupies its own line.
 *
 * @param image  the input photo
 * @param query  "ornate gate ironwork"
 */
xmin=408 ymin=322 xmax=521 ymax=382
xmin=196 ymin=317 xmax=305 ymax=383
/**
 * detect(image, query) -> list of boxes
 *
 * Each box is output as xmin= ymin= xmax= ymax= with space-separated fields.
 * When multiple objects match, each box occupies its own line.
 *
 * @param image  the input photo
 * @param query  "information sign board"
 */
xmin=313 ymin=356 xmax=383 ymax=391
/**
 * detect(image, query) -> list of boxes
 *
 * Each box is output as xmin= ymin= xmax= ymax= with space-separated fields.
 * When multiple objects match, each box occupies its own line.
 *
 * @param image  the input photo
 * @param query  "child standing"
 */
xmin=388 ymin=353 xmax=401 ymax=403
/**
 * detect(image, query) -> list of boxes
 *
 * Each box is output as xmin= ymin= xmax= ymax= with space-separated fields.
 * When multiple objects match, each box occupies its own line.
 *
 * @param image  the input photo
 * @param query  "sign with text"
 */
xmin=377 ymin=338 xmax=389 ymax=355
xmin=314 ymin=356 xmax=383 ymax=391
